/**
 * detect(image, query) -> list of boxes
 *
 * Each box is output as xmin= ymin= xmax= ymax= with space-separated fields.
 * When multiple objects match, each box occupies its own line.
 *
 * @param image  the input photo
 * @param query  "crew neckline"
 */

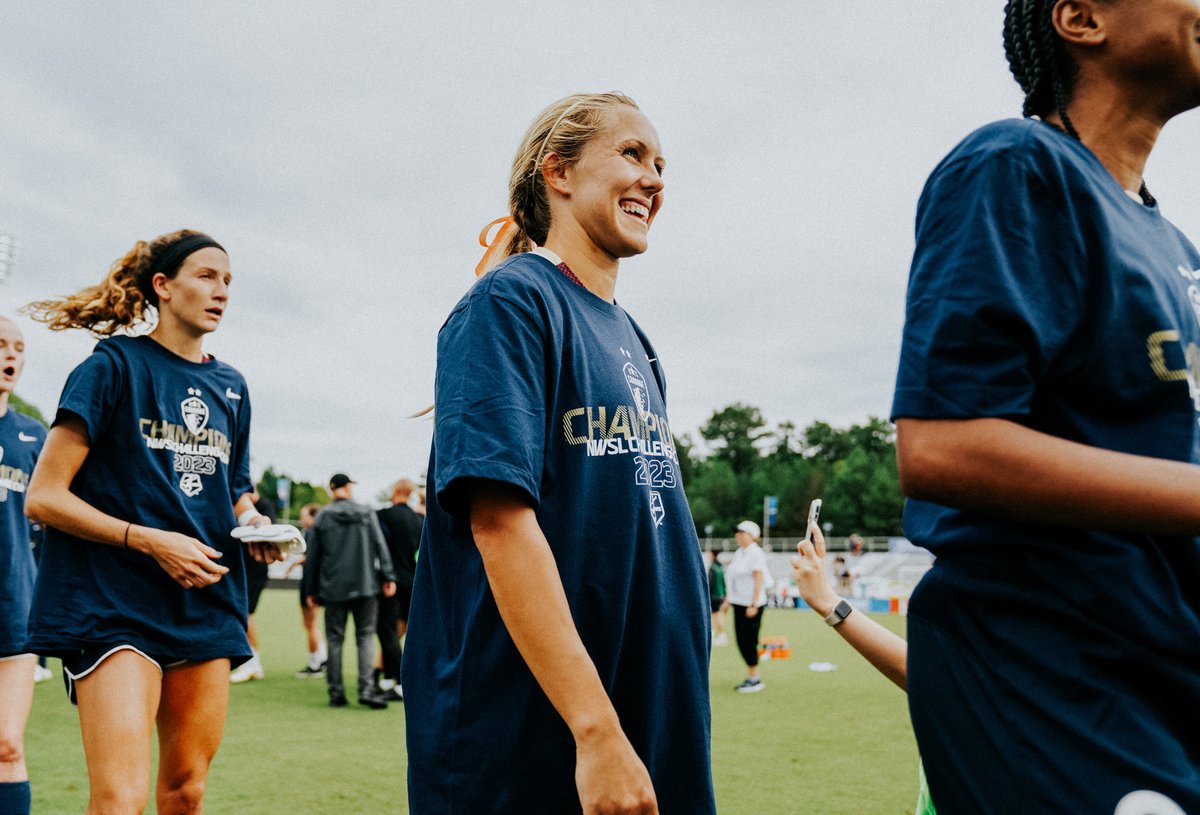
xmin=522 ymin=252 xmax=624 ymax=319
xmin=138 ymin=334 xmax=216 ymax=367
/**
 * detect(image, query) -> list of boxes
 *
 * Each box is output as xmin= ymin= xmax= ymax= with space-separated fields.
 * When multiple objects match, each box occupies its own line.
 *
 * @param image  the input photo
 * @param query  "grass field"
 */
xmin=26 ymin=589 xmax=918 ymax=814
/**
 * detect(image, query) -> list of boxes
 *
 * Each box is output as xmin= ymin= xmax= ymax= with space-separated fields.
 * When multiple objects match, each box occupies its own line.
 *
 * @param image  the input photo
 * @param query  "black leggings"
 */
xmin=376 ymin=592 xmax=403 ymax=681
xmin=732 ymin=604 xmax=763 ymax=668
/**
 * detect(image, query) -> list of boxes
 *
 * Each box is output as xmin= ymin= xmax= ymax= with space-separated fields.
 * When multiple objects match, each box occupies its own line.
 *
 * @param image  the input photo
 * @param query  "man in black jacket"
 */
xmin=303 ymin=474 xmax=396 ymax=709
xmin=373 ymin=478 xmax=424 ymax=699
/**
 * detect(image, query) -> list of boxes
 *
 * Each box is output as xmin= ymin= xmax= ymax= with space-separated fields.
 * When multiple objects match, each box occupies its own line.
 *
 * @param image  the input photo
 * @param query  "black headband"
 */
xmin=145 ymin=234 xmax=226 ymax=283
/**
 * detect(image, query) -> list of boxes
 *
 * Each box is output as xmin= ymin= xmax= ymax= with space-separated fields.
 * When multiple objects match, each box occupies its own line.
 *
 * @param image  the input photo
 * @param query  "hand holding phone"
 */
xmin=806 ymin=499 xmax=822 ymax=535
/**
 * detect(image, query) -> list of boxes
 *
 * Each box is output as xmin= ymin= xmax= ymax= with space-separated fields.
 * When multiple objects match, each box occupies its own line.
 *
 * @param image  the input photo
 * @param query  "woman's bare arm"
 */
xmin=471 ymin=480 xmax=657 ymax=815
xmin=897 ymin=417 xmax=1200 ymax=534
xmin=792 ymin=527 xmax=907 ymax=691
xmin=26 ymin=416 xmax=230 ymax=588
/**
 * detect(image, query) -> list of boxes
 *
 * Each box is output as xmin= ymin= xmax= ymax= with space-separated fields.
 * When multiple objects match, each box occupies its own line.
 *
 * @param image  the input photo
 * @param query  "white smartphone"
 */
xmin=806 ymin=499 xmax=822 ymax=532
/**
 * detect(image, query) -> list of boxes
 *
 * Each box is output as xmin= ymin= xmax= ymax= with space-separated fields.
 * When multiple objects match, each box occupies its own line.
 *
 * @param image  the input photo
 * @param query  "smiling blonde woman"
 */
xmin=404 ymin=93 xmax=714 ymax=815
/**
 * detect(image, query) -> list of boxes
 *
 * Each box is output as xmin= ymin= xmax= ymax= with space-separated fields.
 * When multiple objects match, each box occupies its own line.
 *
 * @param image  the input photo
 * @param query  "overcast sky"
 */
xmin=4 ymin=2 xmax=1199 ymax=504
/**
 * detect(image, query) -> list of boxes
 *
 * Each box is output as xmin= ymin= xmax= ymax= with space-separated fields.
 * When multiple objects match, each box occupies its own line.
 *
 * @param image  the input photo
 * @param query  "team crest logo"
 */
xmin=181 ymin=388 xmax=209 ymax=435
xmin=179 ymin=473 xmax=203 ymax=497
xmin=649 ymin=490 xmax=665 ymax=527
xmin=623 ymin=362 xmax=650 ymax=419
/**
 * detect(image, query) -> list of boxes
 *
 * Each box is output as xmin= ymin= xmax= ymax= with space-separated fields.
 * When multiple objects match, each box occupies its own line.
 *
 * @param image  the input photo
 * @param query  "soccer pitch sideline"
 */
xmin=26 ymin=589 xmax=919 ymax=814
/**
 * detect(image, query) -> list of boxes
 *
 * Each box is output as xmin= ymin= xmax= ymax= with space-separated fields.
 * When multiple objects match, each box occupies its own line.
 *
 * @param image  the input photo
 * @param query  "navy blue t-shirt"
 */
xmin=892 ymin=119 xmax=1200 ymax=811
xmin=404 ymin=253 xmax=714 ymax=815
xmin=27 ymin=335 xmax=255 ymax=663
xmin=0 ymin=408 xmax=45 ymax=655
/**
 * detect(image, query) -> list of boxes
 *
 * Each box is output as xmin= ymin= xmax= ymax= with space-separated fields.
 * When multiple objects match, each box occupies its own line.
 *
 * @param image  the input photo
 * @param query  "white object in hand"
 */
xmin=231 ymin=523 xmax=306 ymax=554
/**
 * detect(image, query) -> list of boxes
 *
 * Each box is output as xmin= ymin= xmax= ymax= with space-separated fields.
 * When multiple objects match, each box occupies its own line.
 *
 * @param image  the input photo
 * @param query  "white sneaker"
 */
xmin=33 ymin=664 xmax=52 ymax=683
xmin=230 ymin=658 xmax=265 ymax=684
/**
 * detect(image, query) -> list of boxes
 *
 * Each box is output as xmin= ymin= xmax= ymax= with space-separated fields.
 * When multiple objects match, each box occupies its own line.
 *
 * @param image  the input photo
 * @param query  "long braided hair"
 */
xmin=1002 ymin=0 xmax=1154 ymax=204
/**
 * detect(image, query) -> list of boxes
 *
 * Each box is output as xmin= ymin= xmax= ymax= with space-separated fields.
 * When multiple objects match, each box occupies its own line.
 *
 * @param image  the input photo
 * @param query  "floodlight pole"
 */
xmin=0 ymin=234 xmax=15 ymax=283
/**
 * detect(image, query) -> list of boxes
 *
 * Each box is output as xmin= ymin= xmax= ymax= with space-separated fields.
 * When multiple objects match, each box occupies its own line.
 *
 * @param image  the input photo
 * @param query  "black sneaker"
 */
xmin=295 ymin=665 xmax=326 ymax=679
xmin=383 ymin=685 xmax=404 ymax=703
xmin=735 ymin=678 xmax=765 ymax=693
xmin=358 ymin=692 xmax=389 ymax=710
xmin=329 ymin=695 xmax=349 ymax=708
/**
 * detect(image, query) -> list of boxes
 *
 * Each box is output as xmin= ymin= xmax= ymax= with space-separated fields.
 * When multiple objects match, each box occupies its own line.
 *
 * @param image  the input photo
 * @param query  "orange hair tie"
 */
xmin=475 ymin=216 xmax=520 ymax=277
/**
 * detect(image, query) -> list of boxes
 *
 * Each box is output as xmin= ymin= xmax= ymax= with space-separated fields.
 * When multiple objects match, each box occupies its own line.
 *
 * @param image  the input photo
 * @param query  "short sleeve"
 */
xmin=892 ymin=145 xmax=1087 ymax=420
xmin=750 ymin=547 xmax=767 ymax=573
xmin=229 ymin=386 xmax=253 ymax=502
xmin=434 ymin=284 xmax=549 ymax=517
xmin=54 ymin=347 xmax=124 ymax=443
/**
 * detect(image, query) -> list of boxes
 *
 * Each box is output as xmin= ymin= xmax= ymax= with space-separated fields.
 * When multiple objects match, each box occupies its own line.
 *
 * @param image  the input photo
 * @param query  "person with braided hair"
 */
xmin=892 ymin=2 xmax=1200 ymax=812
xmin=22 ymin=230 xmax=280 ymax=814
xmin=403 ymin=93 xmax=714 ymax=814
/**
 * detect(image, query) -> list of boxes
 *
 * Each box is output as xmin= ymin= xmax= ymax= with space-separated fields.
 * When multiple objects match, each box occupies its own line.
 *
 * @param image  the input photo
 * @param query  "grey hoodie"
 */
xmin=302 ymin=499 xmax=396 ymax=603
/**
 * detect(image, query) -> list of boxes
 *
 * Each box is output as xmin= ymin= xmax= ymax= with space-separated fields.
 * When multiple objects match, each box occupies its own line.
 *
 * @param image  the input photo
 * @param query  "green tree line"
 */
xmin=677 ymin=403 xmax=904 ymax=539
xmin=10 ymin=393 xmax=48 ymax=426
xmin=255 ymin=466 xmax=331 ymax=519
xmin=7 ymin=394 xmax=901 ymax=536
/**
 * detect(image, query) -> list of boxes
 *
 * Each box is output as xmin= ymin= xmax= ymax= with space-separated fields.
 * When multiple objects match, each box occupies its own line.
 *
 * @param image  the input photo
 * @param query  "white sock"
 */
xmin=315 ymin=643 xmax=327 ymax=663
xmin=308 ymin=652 xmax=322 ymax=670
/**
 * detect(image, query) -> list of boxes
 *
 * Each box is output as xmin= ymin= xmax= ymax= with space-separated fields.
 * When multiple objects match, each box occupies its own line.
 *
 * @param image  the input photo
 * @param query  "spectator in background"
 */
xmin=705 ymin=550 xmax=727 ymax=646
xmin=303 ymin=474 xmax=395 ymax=709
xmin=832 ymin=556 xmax=852 ymax=595
xmin=230 ymin=490 xmax=277 ymax=683
xmin=792 ymin=526 xmax=905 ymax=689
xmin=414 ymin=487 xmax=426 ymax=517
xmin=373 ymin=478 xmax=422 ymax=700
xmin=722 ymin=520 xmax=768 ymax=693
xmin=286 ymin=502 xmax=326 ymax=677
xmin=789 ymin=524 xmax=932 ymax=813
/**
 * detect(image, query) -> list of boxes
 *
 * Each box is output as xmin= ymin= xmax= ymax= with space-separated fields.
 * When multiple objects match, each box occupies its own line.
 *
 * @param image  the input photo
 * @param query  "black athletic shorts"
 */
xmin=60 ymin=644 xmax=188 ymax=706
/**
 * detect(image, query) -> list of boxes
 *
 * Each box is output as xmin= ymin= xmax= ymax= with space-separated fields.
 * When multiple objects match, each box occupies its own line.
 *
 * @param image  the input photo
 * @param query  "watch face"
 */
xmin=827 ymin=599 xmax=852 ymax=626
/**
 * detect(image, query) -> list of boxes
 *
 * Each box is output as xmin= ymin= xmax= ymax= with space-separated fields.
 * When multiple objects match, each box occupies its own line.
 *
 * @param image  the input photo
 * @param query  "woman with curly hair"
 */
xmin=24 ymin=230 xmax=277 ymax=814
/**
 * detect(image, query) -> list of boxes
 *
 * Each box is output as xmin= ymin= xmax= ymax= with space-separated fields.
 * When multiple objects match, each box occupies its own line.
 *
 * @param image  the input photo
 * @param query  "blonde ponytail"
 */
xmin=503 ymin=92 xmax=638 ymax=262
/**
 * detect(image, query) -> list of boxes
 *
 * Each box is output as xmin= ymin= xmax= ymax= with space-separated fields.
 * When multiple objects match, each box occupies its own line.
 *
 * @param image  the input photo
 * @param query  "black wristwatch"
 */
xmin=823 ymin=598 xmax=853 ymax=627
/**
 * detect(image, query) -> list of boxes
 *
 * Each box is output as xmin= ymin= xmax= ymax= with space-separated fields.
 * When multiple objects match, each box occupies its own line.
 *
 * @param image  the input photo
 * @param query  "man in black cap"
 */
xmin=373 ymin=477 xmax=424 ymax=701
xmin=302 ymin=473 xmax=396 ymax=709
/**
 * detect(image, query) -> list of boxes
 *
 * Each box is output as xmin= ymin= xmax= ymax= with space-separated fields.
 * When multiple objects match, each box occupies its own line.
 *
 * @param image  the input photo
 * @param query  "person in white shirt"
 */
xmin=721 ymin=521 xmax=768 ymax=693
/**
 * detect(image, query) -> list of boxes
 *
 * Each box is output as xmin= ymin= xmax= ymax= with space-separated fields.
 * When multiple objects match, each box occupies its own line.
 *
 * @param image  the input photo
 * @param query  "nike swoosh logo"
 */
xmin=225 ymin=388 xmax=242 ymax=400
xmin=18 ymin=432 xmax=37 ymax=442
